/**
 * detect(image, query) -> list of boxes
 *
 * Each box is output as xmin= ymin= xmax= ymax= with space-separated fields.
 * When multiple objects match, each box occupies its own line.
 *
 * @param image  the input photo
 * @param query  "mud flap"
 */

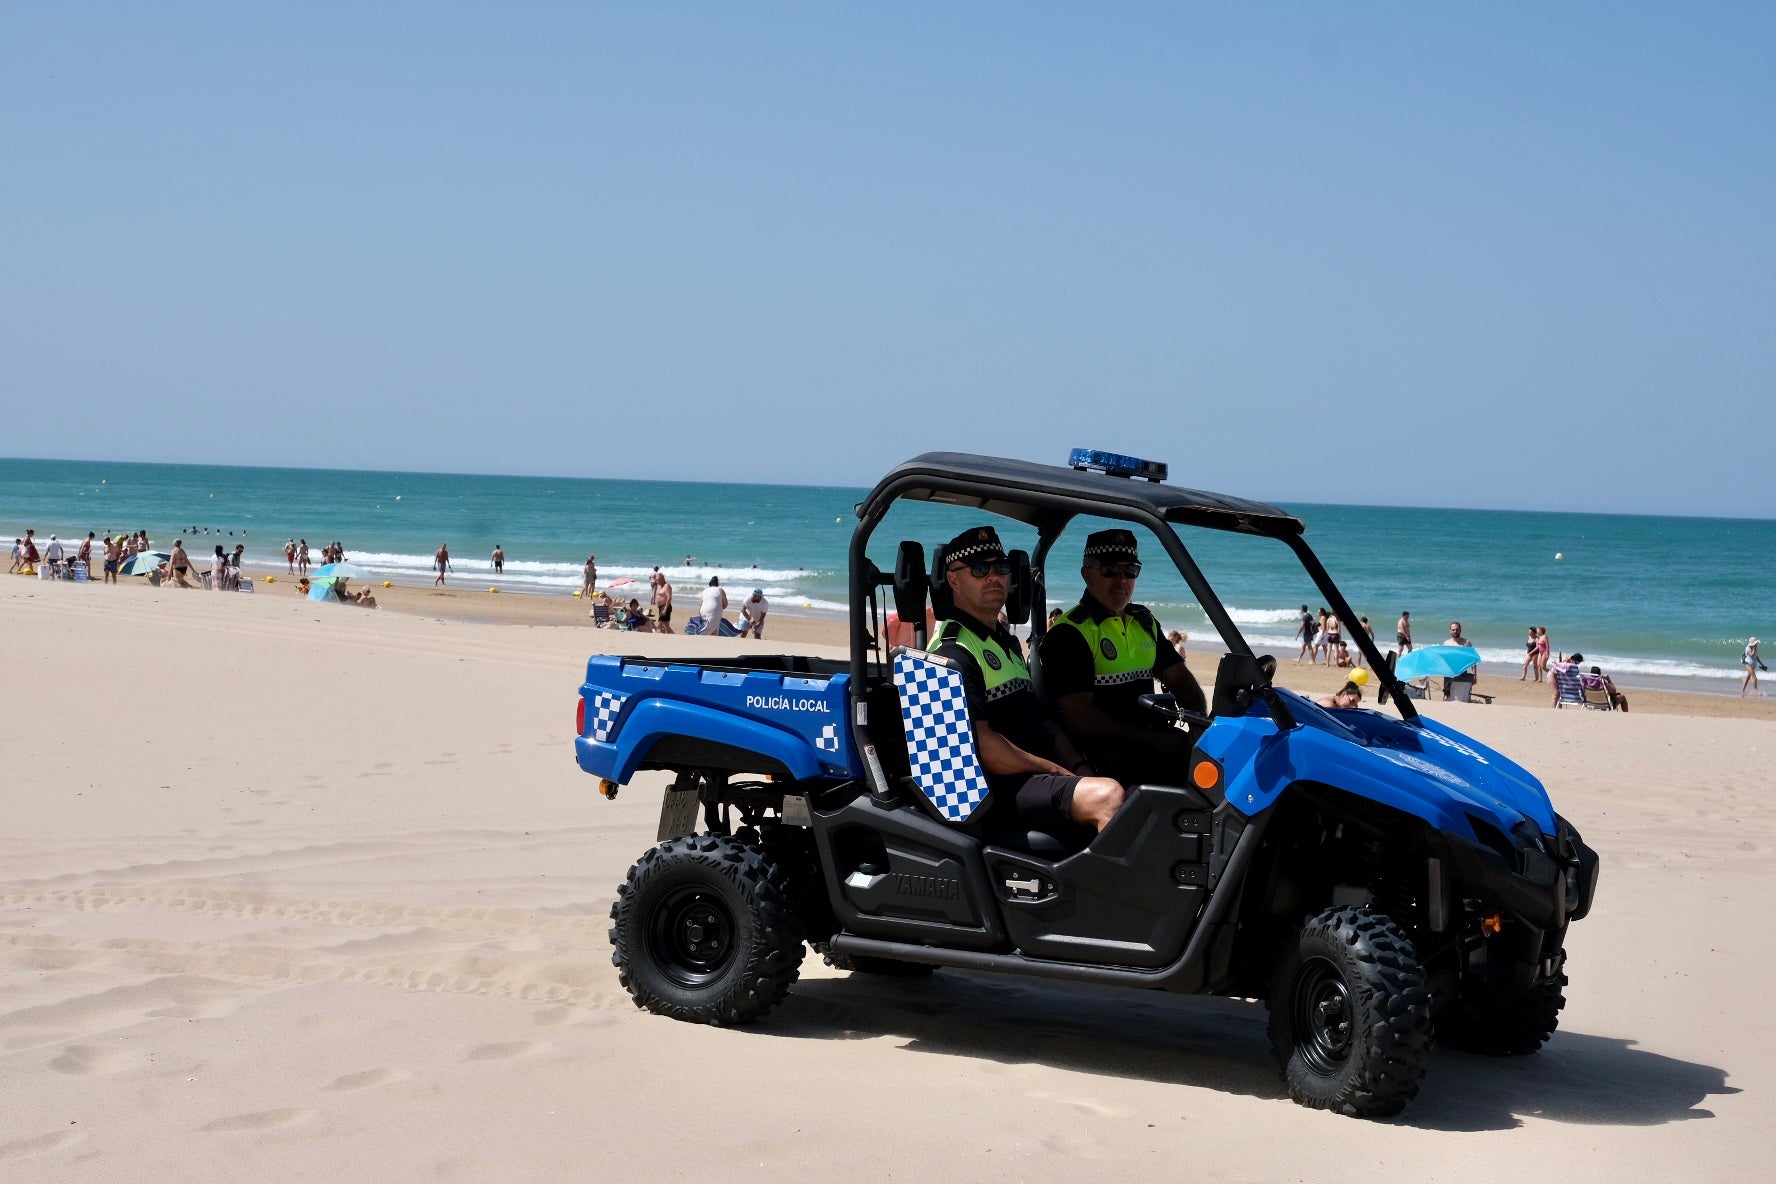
xmin=657 ymin=785 xmax=701 ymax=841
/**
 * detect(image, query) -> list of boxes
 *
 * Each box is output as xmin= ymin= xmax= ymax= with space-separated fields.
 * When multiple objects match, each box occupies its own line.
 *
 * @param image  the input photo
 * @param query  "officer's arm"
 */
xmin=974 ymin=719 xmax=1070 ymax=778
xmin=1156 ymin=659 xmax=1208 ymax=716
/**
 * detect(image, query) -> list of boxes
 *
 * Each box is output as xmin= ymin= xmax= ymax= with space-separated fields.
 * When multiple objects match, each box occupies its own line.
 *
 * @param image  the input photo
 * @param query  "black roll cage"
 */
xmin=844 ymin=452 xmax=1418 ymax=726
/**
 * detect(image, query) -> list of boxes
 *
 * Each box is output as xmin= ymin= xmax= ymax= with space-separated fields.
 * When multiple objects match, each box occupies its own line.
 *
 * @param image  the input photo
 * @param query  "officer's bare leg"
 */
xmin=1070 ymin=777 xmax=1125 ymax=831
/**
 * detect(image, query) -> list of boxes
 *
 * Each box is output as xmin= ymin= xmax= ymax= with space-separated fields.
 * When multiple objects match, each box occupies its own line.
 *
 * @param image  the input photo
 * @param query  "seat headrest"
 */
xmin=928 ymin=548 xmax=955 ymax=620
xmin=892 ymin=541 xmax=927 ymax=624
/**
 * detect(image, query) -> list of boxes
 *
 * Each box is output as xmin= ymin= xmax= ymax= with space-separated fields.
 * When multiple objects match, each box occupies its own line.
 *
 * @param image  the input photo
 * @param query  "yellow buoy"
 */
xmin=381 ymin=581 xmax=392 ymax=588
xmin=489 ymin=587 xmax=499 ymax=593
xmin=265 ymin=576 xmax=276 ymax=583
xmin=573 ymin=589 xmax=582 ymax=597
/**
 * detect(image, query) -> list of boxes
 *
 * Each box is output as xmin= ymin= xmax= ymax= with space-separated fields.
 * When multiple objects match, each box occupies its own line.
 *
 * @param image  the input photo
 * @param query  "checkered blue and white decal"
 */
xmin=587 ymin=691 xmax=628 ymax=743
xmin=892 ymin=649 xmax=990 ymax=824
xmin=814 ymin=722 xmax=841 ymax=753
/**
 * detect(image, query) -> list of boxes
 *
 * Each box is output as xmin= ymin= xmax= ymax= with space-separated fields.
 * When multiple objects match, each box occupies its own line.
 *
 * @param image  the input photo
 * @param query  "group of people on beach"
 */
xmin=283 ymin=539 xmax=348 ymax=575
xmin=1294 ymin=605 xmax=1378 ymax=669
xmin=581 ymin=565 xmax=770 ymax=640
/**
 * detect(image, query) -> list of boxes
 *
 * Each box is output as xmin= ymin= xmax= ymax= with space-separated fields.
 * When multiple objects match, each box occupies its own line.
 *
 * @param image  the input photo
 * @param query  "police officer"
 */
xmin=1040 ymin=528 xmax=1207 ymax=787
xmin=931 ymin=526 xmax=1126 ymax=836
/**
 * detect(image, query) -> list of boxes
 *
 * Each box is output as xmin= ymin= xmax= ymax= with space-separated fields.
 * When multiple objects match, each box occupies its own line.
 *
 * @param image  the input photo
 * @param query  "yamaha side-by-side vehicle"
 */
xmin=573 ymin=450 xmax=1599 ymax=1118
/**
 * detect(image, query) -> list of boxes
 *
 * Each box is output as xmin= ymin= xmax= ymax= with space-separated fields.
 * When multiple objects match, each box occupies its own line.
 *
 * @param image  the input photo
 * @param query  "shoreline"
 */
xmin=23 ymin=565 xmax=1772 ymax=721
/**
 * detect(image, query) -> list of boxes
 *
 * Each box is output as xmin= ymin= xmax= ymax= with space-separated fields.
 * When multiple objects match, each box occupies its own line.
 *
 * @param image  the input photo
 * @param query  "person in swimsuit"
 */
xmin=1745 ymin=638 xmax=1766 ymax=697
xmin=492 ymin=545 xmax=504 ymax=575
xmin=652 ymin=570 xmax=675 ymax=633
xmin=434 ymin=544 xmax=451 ymax=586
xmin=1396 ymin=611 xmax=1412 ymax=654
xmin=1535 ymin=626 xmax=1551 ymax=681
xmin=1521 ymin=627 xmax=1539 ymax=680
xmin=1295 ymin=605 xmax=1316 ymax=664
xmin=169 ymin=540 xmax=191 ymax=587
xmin=102 ymin=535 xmax=121 ymax=583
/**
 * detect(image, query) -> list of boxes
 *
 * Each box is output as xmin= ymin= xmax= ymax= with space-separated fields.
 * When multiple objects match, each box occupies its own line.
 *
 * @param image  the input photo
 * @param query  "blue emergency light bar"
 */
xmin=1067 ymin=448 xmax=1168 ymax=482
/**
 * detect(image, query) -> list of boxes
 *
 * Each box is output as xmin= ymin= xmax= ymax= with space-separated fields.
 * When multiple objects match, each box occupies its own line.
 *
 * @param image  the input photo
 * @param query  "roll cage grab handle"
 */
xmin=844 ymin=471 xmax=1420 ymax=727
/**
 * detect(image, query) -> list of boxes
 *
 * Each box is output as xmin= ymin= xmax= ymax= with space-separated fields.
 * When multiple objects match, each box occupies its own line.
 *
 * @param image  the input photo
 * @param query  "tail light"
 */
xmin=576 ymin=697 xmax=586 ymax=736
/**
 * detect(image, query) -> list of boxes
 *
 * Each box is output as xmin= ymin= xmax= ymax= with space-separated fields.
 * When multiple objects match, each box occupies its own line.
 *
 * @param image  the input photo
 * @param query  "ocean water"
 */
xmin=3 ymin=457 xmax=1771 ymax=694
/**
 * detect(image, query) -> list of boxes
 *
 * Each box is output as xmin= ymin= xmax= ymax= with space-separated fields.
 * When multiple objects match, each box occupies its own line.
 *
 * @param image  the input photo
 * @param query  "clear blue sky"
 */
xmin=4 ymin=4 xmax=1771 ymax=515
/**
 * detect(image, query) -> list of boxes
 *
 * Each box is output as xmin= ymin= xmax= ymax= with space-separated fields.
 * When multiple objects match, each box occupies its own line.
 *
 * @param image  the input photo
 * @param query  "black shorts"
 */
xmin=658 ymin=604 xmax=672 ymax=622
xmin=1013 ymin=773 xmax=1081 ymax=835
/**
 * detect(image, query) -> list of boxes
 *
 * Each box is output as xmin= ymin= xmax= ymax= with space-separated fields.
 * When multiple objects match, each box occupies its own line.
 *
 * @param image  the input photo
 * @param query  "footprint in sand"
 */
xmin=0 ymin=1130 xmax=86 ymax=1163
xmin=323 ymin=1067 xmax=409 ymax=1092
xmin=49 ymin=1044 xmax=120 ymax=1075
xmin=201 ymin=1108 xmax=316 ymax=1132
xmin=465 ymin=1040 xmax=551 ymax=1062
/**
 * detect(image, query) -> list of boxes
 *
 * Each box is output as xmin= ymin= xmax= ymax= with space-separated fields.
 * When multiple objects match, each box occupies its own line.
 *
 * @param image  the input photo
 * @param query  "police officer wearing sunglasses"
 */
xmin=931 ymin=526 xmax=1127 ymax=838
xmin=1041 ymin=528 xmax=1207 ymax=787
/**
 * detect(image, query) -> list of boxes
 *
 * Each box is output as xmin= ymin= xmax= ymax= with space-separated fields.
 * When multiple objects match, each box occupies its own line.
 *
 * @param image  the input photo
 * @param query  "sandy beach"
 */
xmin=3 ymin=572 xmax=1772 ymax=1182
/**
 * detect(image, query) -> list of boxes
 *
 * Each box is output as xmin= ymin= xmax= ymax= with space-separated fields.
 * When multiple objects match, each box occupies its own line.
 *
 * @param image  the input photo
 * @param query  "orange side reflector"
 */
xmin=1192 ymin=760 xmax=1219 ymax=790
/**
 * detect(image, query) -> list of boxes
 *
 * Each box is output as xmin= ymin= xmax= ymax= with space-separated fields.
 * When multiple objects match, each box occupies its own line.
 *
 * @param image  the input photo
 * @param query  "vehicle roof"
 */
xmin=860 ymin=452 xmax=1304 ymax=537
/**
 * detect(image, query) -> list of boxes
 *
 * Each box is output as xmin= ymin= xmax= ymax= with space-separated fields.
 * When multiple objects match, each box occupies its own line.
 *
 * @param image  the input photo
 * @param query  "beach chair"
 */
xmin=591 ymin=602 xmax=613 ymax=628
xmin=1551 ymin=666 xmax=1590 ymax=708
xmin=1580 ymin=674 xmax=1617 ymax=711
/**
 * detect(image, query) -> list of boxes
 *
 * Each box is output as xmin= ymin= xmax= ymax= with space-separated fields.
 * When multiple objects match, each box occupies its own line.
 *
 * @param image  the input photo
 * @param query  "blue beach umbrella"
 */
xmin=1393 ymin=646 xmax=1482 ymax=681
xmin=119 ymin=551 xmax=170 ymax=576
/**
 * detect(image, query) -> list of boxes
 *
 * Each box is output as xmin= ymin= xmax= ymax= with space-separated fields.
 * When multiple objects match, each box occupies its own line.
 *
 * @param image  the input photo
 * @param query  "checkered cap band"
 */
xmin=587 ymin=691 xmax=628 ymax=743
xmin=893 ymin=650 xmax=990 ymax=824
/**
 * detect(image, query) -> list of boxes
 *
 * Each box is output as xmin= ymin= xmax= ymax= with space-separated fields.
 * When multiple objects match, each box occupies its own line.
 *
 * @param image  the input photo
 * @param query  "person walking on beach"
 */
xmin=1746 ymin=637 xmax=1767 ymax=697
xmin=169 ymin=539 xmax=192 ymax=587
xmin=102 ymin=535 xmax=121 ymax=584
xmin=652 ymin=569 xmax=675 ymax=634
xmin=434 ymin=543 xmax=452 ymax=586
xmin=285 ymin=539 xmax=296 ymax=573
xmin=698 ymin=576 xmax=727 ymax=636
xmin=1396 ymin=611 xmax=1413 ymax=654
xmin=211 ymin=545 xmax=227 ymax=591
xmin=297 ymin=539 xmax=310 ymax=575
xmin=78 ymin=532 xmax=94 ymax=577
xmin=1358 ymin=616 xmax=1374 ymax=668
xmin=583 ymin=555 xmax=597 ymax=597
xmin=1521 ymin=627 xmax=1539 ymax=681
xmin=1534 ymin=626 xmax=1551 ymax=680
xmin=491 ymin=545 xmax=504 ymax=575
xmin=1295 ymin=605 xmax=1316 ymax=664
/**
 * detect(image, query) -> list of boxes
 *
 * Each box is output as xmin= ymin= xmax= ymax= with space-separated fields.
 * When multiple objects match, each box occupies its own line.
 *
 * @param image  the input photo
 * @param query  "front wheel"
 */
xmin=1267 ymin=906 xmax=1432 ymax=1118
xmin=609 ymin=834 xmax=805 ymax=1025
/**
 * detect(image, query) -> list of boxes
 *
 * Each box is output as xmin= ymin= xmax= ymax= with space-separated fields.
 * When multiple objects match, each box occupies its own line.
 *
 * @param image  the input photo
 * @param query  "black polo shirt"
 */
xmin=932 ymin=610 xmax=1057 ymax=788
xmin=1039 ymin=592 xmax=1182 ymax=725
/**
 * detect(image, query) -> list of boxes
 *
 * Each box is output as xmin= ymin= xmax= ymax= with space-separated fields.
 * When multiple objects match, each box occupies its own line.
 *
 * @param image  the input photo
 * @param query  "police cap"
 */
xmin=1083 ymin=528 xmax=1139 ymax=565
xmin=941 ymin=525 xmax=1007 ymax=568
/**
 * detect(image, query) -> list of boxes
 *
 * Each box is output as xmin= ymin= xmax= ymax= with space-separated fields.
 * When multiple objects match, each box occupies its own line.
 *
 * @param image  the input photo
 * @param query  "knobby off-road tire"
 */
xmin=821 ymin=950 xmax=939 ymax=977
xmin=1437 ymin=955 xmax=1567 ymax=1056
xmin=1267 ymin=906 xmax=1433 ymax=1118
xmin=609 ymin=834 xmax=805 ymax=1025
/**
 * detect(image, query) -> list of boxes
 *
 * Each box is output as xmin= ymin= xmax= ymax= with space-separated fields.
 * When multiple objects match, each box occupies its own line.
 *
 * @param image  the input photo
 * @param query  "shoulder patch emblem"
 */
xmin=1099 ymin=638 xmax=1118 ymax=661
xmin=982 ymin=649 xmax=1002 ymax=671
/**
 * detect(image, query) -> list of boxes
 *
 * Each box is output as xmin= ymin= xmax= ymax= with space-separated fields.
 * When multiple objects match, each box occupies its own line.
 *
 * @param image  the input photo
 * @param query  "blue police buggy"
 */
xmin=573 ymin=450 xmax=1599 ymax=1118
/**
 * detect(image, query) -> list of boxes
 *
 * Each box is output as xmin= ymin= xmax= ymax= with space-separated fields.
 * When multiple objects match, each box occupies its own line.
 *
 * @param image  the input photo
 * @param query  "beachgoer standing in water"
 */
xmin=434 ymin=544 xmax=451 ymax=586
xmin=582 ymin=554 xmax=597 ymax=597
xmin=1396 ymin=611 xmax=1413 ymax=655
xmin=1745 ymin=637 xmax=1766 ymax=697
xmin=1521 ymin=627 xmax=1539 ymax=680
xmin=285 ymin=539 xmax=296 ymax=573
xmin=491 ymin=545 xmax=504 ymax=575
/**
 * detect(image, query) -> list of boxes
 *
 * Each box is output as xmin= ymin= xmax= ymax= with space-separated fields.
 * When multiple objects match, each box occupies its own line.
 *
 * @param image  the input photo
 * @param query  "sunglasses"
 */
xmin=1091 ymin=562 xmax=1142 ymax=579
xmin=949 ymin=559 xmax=1012 ymax=578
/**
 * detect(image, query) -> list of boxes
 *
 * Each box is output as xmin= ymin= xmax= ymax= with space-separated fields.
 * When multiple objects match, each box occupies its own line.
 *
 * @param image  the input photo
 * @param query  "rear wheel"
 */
xmin=1438 ymin=959 xmax=1567 ymax=1055
xmin=1267 ymin=906 xmax=1432 ymax=1118
xmin=609 ymin=834 xmax=804 ymax=1024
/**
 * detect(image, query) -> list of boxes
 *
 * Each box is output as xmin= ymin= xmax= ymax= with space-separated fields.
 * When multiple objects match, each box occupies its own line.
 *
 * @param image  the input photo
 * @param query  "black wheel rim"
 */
xmin=648 ymin=886 xmax=738 ymax=988
xmin=1293 ymin=955 xmax=1354 ymax=1076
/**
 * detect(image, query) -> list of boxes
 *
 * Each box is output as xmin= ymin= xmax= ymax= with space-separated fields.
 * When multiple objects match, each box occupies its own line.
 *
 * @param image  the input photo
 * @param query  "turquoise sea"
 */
xmin=3 ymin=457 xmax=1771 ymax=695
